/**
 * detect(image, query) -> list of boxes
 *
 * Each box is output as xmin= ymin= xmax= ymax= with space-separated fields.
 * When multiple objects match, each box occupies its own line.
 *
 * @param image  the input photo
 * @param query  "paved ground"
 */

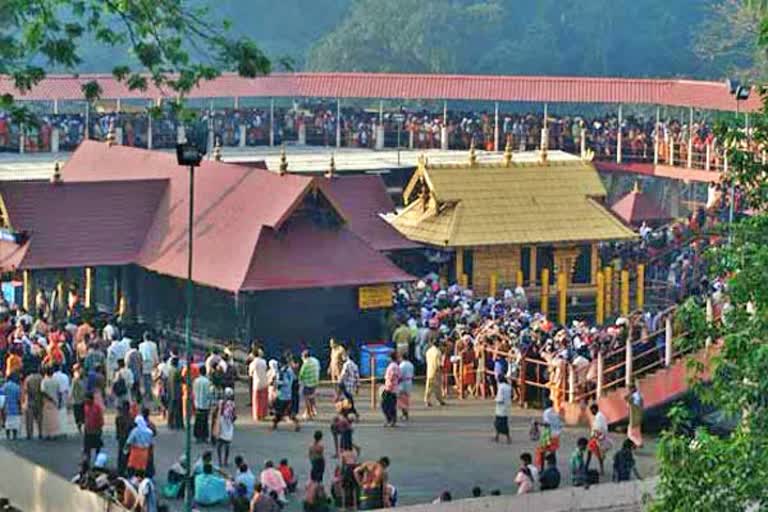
xmin=2 ymin=384 xmax=657 ymax=511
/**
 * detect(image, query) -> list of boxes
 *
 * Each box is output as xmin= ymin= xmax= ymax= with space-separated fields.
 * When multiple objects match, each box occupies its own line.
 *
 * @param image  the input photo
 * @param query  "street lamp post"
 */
xmin=176 ymin=142 xmax=205 ymax=512
xmin=726 ymin=79 xmax=751 ymax=245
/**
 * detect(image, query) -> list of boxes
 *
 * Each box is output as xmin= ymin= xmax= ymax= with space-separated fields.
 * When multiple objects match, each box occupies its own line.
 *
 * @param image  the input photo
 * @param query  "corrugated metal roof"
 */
xmin=0 ymin=72 xmax=759 ymax=112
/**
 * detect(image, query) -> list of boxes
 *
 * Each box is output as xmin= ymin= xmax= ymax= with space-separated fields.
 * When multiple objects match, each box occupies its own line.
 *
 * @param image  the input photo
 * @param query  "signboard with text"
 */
xmin=358 ymin=284 xmax=393 ymax=310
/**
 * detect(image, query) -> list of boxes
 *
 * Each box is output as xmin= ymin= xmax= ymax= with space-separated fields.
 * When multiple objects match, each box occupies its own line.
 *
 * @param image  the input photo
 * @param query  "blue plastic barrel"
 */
xmin=359 ymin=344 xmax=394 ymax=378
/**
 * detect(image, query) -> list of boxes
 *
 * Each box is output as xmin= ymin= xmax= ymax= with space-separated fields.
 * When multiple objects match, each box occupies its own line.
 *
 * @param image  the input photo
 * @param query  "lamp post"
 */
xmin=725 ymin=79 xmax=750 ymax=245
xmin=176 ymin=141 xmax=205 ymax=512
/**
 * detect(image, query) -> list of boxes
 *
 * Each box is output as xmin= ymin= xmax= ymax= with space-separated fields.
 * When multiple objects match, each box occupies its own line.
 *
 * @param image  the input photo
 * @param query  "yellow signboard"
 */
xmin=358 ymin=284 xmax=393 ymax=310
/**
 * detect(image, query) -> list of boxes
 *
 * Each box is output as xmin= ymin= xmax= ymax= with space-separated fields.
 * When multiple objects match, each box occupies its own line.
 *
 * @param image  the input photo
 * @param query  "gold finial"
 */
xmin=503 ymin=136 xmax=513 ymax=167
xmin=278 ymin=145 xmax=288 ymax=175
xmin=105 ymin=119 xmax=116 ymax=147
xmin=50 ymin=161 xmax=62 ymax=184
xmin=213 ymin=137 xmax=222 ymax=162
xmin=325 ymin=154 xmax=336 ymax=179
xmin=469 ymin=138 xmax=477 ymax=167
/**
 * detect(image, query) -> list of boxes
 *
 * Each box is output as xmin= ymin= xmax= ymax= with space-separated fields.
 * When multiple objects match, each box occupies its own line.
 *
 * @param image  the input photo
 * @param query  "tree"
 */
xmin=651 ymin=26 xmax=768 ymax=510
xmin=0 ymin=0 xmax=272 ymax=120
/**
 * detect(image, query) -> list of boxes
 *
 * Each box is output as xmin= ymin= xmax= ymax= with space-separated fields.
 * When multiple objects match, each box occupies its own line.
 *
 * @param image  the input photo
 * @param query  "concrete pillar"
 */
xmin=298 ymin=122 xmax=306 ymax=146
xmin=84 ymin=267 xmax=93 ymax=309
xmin=336 ymin=98 xmax=341 ymax=148
xmin=19 ymin=124 xmax=25 ymax=154
xmin=616 ymin=104 xmax=623 ymax=164
xmin=53 ymin=99 xmax=59 ymax=115
xmin=269 ymin=98 xmax=275 ymax=147
xmin=409 ymin=129 xmax=414 ymax=150
xmin=443 ymin=101 xmax=448 ymax=127
xmin=234 ymin=96 xmax=239 ymax=110
xmin=239 ymin=124 xmax=247 ymax=148
xmin=147 ymin=114 xmax=153 ymax=149
xmin=440 ymin=126 xmax=449 ymax=150
xmin=379 ymin=100 xmax=384 ymax=126
xmin=116 ymin=98 xmax=121 ymax=112
xmin=84 ymin=102 xmax=90 ymax=140
xmin=669 ymin=180 xmax=681 ymax=218
xmin=375 ymin=125 xmax=385 ymax=150
xmin=494 ymin=102 xmax=500 ymax=152
xmin=665 ymin=315 xmax=673 ymax=367
xmin=51 ymin=128 xmax=60 ymax=153
xmin=580 ymin=124 xmax=586 ymax=158
xmin=116 ymin=126 xmax=124 ymax=145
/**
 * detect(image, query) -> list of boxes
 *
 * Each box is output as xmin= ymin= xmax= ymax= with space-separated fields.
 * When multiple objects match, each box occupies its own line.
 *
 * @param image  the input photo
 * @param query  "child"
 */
xmin=570 ymin=437 xmax=588 ymax=486
xmin=278 ymin=459 xmax=297 ymax=493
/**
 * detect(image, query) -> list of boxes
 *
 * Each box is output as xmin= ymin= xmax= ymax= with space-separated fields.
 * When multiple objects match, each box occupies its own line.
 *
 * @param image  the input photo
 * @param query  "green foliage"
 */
xmin=0 ymin=0 xmax=271 ymax=120
xmin=652 ymin=82 xmax=768 ymax=509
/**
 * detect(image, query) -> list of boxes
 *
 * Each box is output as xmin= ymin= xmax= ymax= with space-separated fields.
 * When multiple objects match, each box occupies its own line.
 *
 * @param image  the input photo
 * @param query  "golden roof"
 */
xmin=391 ymin=159 xmax=636 ymax=247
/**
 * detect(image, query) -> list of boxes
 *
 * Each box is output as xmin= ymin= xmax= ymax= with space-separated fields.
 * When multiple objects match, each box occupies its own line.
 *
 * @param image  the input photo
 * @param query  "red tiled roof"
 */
xmin=62 ymin=141 xmax=312 ymax=291
xmin=0 ymin=239 xmax=28 ymax=272
xmin=0 ymin=73 xmax=759 ymax=112
xmin=611 ymin=188 xmax=672 ymax=225
xmin=0 ymin=179 xmax=167 ymax=269
xmin=315 ymin=175 xmax=421 ymax=252
xmin=240 ymin=217 xmax=414 ymax=291
xmin=48 ymin=141 xmax=413 ymax=292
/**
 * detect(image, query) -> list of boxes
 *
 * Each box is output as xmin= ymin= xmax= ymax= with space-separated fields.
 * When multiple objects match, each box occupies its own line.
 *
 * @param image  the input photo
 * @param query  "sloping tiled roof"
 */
xmin=0 ymin=73 xmax=759 ymax=112
xmin=240 ymin=217 xmax=414 ymax=291
xmin=611 ymin=187 xmax=672 ymax=225
xmin=0 ymin=179 xmax=167 ymax=269
xmin=315 ymin=175 xmax=420 ymax=251
xmin=391 ymin=160 xmax=636 ymax=247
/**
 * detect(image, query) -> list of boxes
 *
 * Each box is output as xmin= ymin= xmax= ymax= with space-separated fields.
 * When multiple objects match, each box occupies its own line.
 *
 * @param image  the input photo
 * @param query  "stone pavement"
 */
xmin=3 ymin=384 xmax=657 ymax=511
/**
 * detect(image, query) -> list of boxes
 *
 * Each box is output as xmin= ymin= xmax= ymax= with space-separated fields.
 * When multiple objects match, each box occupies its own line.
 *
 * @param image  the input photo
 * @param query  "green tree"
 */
xmin=0 ymin=0 xmax=271 ymax=119
xmin=651 ymin=32 xmax=768 ymax=511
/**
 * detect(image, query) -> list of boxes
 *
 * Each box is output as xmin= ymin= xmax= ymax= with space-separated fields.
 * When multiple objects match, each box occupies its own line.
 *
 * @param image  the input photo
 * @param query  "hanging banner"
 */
xmin=358 ymin=284 xmax=393 ymax=309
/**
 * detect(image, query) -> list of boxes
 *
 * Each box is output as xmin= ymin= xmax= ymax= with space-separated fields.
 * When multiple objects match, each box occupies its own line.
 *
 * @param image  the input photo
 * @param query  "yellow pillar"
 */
xmin=636 ymin=263 xmax=645 ymax=311
xmin=455 ymin=249 xmax=464 ymax=285
xmin=590 ymin=243 xmax=599 ymax=285
xmin=596 ymin=271 xmax=605 ymax=325
xmin=516 ymin=269 xmax=524 ymax=288
xmin=489 ymin=273 xmax=498 ymax=298
xmin=460 ymin=273 xmax=469 ymax=289
xmin=84 ymin=267 xmax=93 ymax=309
xmin=540 ymin=268 xmax=550 ymax=316
xmin=22 ymin=270 xmax=31 ymax=311
xmin=604 ymin=266 xmax=613 ymax=317
xmin=56 ymin=280 xmax=65 ymax=316
xmin=557 ymin=271 xmax=567 ymax=326
xmin=529 ymin=246 xmax=537 ymax=286
xmin=620 ymin=269 xmax=630 ymax=316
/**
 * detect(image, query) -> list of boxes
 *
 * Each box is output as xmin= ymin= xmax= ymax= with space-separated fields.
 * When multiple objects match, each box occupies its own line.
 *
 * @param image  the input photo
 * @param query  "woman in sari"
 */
xmin=266 ymin=359 xmax=279 ymax=412
xmin=166 ymin=358 xmax=183 ymax=430
xmin=181 ymin=360 xmax=199 ymax=423
xmin=40 ymin=367 xmax=60 ymax=439
xmin=124 ymin=414 xmax=154 ymax=476
xmin=625 ymin=384 xmax=644 ymax=448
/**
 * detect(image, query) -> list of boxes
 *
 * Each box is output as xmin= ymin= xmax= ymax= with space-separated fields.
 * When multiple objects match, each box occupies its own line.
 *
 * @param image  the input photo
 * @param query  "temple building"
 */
xmin=0 ymin=141 xmax=414 ymax=352
xmin=610 ymin=182 xmax=673 ymax=228
xmin=389 ymin=146 xmax=636 ymax=296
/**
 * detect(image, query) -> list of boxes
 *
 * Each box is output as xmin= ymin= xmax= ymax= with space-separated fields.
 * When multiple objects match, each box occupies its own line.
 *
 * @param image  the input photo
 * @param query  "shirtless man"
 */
xmin=354 ymin=457 xmax=391 ymax=510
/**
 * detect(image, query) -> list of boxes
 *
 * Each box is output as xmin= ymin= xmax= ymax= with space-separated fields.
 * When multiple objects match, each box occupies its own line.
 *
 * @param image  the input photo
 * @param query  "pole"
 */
xmin=184 ymin=164 xmax=195 ymax=512
xmin=616 ymin=104 xmax=623 ymax=164
xmin=664 ymin=315 xmax=673 ymax=367
xmin=336 ymin=98 xmax=341 ymax=148
xmin=596 ymin=271 xmax=605 ymax=325
xmin=636 ymin=264 xmax=645 ymax=311
xmin=625 ymin=332 xmax=633 ymax=388
xmin=370 ymin=357 xmax=376 ymax=409
xmin=654 ymin=106 xmax=660 ymax=165
xmin=540 ymin=269 xmax=550 ymax=316
xmin=604 ymin=266 xmax=613 ymax=317
xmin=269 ymin=98 xmax=275 ymax=147
xmin=596 ymin=352 xmax=604 ymax=399
xmin=620 ymin=269 xmax=630 ymax=316
xmin=557 ymin=272 xmax=567 ymax=326
xmin=84 ymin=102 xmax=90 ymax=140
xmin=494 ymin=101 xmax=500 ymax=152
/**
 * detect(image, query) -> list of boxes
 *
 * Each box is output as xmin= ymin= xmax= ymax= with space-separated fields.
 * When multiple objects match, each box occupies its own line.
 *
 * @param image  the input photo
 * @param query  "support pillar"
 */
xmin=234 ymin=96 xmax=239 ymax=110
xmin=176 ymin=124 xmax=187 ymax=145
xmin=298 ymin=122 xmax=306 ymax=146
xmin=454 ymin=249 xmax=464 ymax=285
xmin=22 ymin=270 xmax=32 ymax=311
xmin=540 ymin=268 xmax=550 ymax=316
xmin=51 ymin=129 xmax=60 ymax=153
xmin=494 ymin=101 xmax=500 ymax=152
xmin=409 ymin=129 xmax=414 ymax=150
xmin=687 ymin=107 xmax=694 ymax=169
xmin=239 ymin=124 xmax=247 ymax=148
xmin=147 ymin=114 xmax=153 ymax=150
xmin=580 ymin=123 xmax=586 ymax=158
xmin=604 ymin=266 xmax=613 ymax=317
xmin=596 ymin=271 xmax=605 ymax=325
xmin=84 ymin=102 xmax=90 ymax=140
xmin=616 ymin=104 xmax=623 ymax=164
xmin=668 ymin=180 xmax=681 ymax=218
xmin=269 ymin=98 xmax=275 ymax=147
xmin=375 ymin=124 xmax=385 ymax=150
xmin=625 ymin=333 xmax=633 ymax=388
xmin=53 ymin=99 xmax=59 ymax=115
xmin=557 ymin=271 xmax=567 ymax=326
xmin=115 ymin=127 xmax=124 ymax=145
xmin=116 ymin=98 xmax=121 ymax=112
xmin=441 ymin=125 xmax=449 ymax=150
xmin=19 ymin=124 xmax=25 ymax=154
xmin=443 ymin=101 xmax=448 ymax=127
xmin=620 ymin=269 xmax=630 ymax=316
xmin=379 ymin=100 xmax=384 ymax=126
xmin=705 ymin=144 xmax=711 ymax=171
xmin=528 ymin=246 xmax=537 ymax=286
xmin=664 ymin=315 xmax=673 ymax=367
xmin=84 ymin=267 xmax=93 ymax=309
xmin=590 ymin=243 xmax=599 ymax=285
xmin=636 ymin=263 xmax=645 ymax=311
xmin=336 ymin=98 xmax=341 ymax=148
xmin=654 ymin=106 xmax=660 ymax=165
xmin=596 ymin=352 xmax=605 ymax=399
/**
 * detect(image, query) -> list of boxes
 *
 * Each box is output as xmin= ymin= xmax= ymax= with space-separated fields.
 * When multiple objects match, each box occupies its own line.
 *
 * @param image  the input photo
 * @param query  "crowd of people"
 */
xmin=0 ymin=105 xmax=729 ymax=170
